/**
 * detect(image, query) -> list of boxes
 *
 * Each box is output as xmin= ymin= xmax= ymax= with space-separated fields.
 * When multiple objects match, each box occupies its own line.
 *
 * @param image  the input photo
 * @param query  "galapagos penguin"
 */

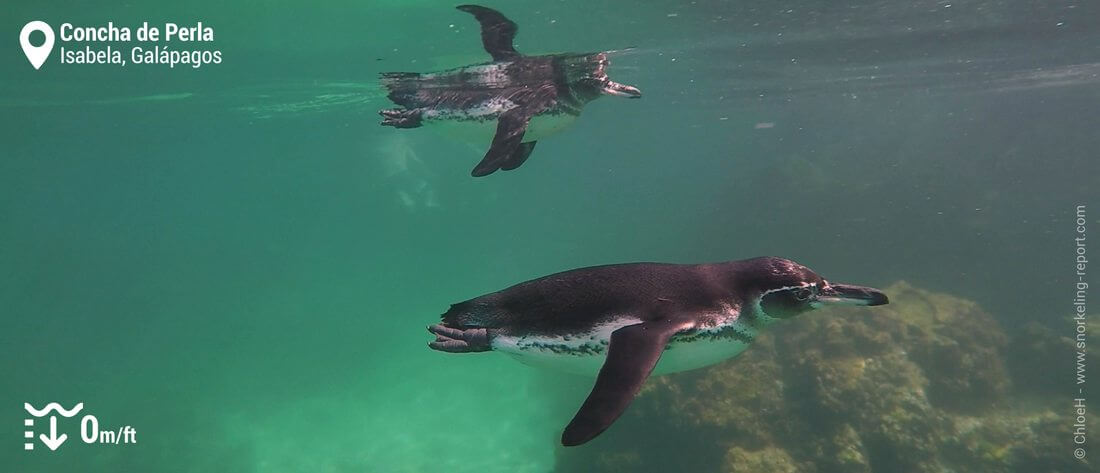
xmin=427 ymin=256 xmax=889 ymax=446
xmin=379 ymin=5 xmax=642 ymax=177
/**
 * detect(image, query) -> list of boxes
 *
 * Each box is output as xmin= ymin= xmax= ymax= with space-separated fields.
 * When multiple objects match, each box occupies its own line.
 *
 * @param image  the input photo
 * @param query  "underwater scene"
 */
xmin=2 ymin=0 xmax=1098 ymax=472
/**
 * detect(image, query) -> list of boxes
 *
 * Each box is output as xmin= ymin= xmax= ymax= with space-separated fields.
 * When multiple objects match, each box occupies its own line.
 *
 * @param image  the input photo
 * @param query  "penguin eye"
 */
xmin=793 ymin=287 xmax=812 ymax=301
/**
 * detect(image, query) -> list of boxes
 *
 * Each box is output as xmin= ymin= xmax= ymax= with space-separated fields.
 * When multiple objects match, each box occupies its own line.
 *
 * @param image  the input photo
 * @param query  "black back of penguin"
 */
xmin=440 ymin=262 xmax=744 ymax=336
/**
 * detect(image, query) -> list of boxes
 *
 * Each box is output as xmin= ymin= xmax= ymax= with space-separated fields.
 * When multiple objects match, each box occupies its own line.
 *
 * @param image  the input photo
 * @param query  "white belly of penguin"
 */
xmin=424 ymin=107 xmax=579 ymax=145
xmin=491 ymin=320 xmax=758 ymax=377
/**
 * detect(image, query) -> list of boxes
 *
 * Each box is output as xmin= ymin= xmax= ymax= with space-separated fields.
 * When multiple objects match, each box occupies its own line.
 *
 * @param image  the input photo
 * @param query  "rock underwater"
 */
xmin=554 ymin=281 xmax=1095 ymax=473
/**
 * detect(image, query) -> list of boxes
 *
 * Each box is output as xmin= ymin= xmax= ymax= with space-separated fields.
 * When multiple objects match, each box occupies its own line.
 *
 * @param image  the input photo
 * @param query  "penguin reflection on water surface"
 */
xmin=379 ymin=5 xmax=641 ymax=177
xmin=428 ymin=257 xmax=889 ymax=446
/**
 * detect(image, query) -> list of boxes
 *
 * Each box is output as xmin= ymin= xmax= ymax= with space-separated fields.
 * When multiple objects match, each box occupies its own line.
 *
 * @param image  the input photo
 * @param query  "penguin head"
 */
xmin=747 ymin=257 xmax=889 ymax=320
xmin=558 ymin=52 xmax=642 ymax=102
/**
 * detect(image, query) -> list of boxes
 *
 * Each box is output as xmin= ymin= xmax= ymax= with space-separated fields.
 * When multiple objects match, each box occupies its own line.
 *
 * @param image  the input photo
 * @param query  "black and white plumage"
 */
xmin=379 ymin=5 xmax=641 ymax=177
xmin=427 ymin=256 xmax=889 ymax=446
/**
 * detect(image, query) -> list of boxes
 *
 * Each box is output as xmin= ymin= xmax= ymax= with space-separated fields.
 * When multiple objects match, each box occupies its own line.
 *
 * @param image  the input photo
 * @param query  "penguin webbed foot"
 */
xmin=427 ymin=324 xmax=491 ymax=353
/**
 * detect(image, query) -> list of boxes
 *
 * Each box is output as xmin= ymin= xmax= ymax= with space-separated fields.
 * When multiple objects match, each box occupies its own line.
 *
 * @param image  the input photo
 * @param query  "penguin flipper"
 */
xmin=500 ymin=141 xmax=537 ymax=171
xmin=456 ymin=5 xmax=520 ymax=61
xmin=471 ymin=84 xmax=555 ymax=177
xmin=471 ymin=109 xmax=533 ymax=177
xmin=561 ymin=318 xmax=693 ymax=446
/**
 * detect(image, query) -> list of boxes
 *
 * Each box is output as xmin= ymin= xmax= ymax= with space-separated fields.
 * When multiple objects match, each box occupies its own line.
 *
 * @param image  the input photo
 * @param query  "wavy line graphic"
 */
xmin=24 ymin=402 xmax=83 ymax=417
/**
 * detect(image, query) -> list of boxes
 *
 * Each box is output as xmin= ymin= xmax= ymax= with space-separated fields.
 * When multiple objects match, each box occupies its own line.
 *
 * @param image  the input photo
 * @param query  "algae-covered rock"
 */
xmin=1007 ymin=318 xmax=1099 ymax=400
xmin=823 ymin=424 xmax=871 ymax=473
xmin=868 ymin=282 xmax=1011 ymax=413
xmin=554 ymin=281 xmax=1089 ymax=473
xmin=1007 ymin=322 xmax=1071 ymax=396
xmin=790 ymin=281 xmax=1009 ymax=414
xmin=785 ymin=349 xmax=950 ymax=473
xmin=723 ymin=446 xmax=809 ymax=473
xmin=636 ymin=335 xmax=788 ymax=449
xmin=1009 ymin=411 xmax=1094 ymax=472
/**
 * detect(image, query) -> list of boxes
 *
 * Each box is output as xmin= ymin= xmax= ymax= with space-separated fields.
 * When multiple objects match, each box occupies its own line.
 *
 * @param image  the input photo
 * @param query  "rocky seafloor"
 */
xmin=555 ymin=282 xmax=1096 ymax=473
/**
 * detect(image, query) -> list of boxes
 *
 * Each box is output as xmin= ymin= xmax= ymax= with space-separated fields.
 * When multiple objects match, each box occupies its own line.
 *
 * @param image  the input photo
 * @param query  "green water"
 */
xmin=2 ymin=1 xmax=1097 ymax=472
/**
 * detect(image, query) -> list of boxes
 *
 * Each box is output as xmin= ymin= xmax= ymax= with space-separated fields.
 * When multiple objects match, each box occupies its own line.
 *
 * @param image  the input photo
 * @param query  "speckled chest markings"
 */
xmin=413 ymin=63 xmax=579 ymax=139
xmin=492 ymin=313 xmax=765 ymax=376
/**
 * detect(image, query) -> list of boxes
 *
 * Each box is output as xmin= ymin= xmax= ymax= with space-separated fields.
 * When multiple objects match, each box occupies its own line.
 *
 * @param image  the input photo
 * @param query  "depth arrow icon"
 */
xmin=39 ymin=416 xmax=67 ymax=451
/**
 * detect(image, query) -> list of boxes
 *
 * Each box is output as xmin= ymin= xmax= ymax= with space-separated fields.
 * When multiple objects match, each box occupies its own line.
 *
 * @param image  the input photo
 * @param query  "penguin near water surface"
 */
xmin=379 ymin=5 xmax=641 ymax=177
xmin=427 ymin=256 xmax=889 ymax=446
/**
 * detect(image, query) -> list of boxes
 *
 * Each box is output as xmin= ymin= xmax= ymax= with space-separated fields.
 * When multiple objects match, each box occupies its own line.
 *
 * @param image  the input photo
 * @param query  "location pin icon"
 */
xmin=20 ymin=21 xmax=54 ymax=70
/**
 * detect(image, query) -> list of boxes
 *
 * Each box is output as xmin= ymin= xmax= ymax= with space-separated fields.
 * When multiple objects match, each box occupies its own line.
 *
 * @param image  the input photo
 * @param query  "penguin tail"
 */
xmin=440 ymin=300 xmax=477 ymax=326
xmin=440 ymin=297 xmax=505 ymax=327
xmin=432 ymin=300 xmax=495 ymax=352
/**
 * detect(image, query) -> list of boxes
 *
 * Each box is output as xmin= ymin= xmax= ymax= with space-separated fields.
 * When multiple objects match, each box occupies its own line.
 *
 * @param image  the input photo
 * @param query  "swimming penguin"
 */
xmin=427 ymin=256 xmax=888 ymax=446
xmin=379 ymin=5 xmax=642 ymax=177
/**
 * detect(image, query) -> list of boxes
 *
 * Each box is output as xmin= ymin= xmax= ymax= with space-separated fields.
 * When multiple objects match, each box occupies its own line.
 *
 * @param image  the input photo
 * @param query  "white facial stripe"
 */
xmin=758 ymin=282 xmax=817 ymax=298
xmin=756 ymin=283 xmax=814 ymax=306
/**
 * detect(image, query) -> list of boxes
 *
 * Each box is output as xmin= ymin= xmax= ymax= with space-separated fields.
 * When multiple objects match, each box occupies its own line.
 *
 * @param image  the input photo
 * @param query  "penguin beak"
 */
xmin=817 ymin=284 xmax=889 ymax=306
xmin=602 ymin=80 xmax=642 ymax=98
